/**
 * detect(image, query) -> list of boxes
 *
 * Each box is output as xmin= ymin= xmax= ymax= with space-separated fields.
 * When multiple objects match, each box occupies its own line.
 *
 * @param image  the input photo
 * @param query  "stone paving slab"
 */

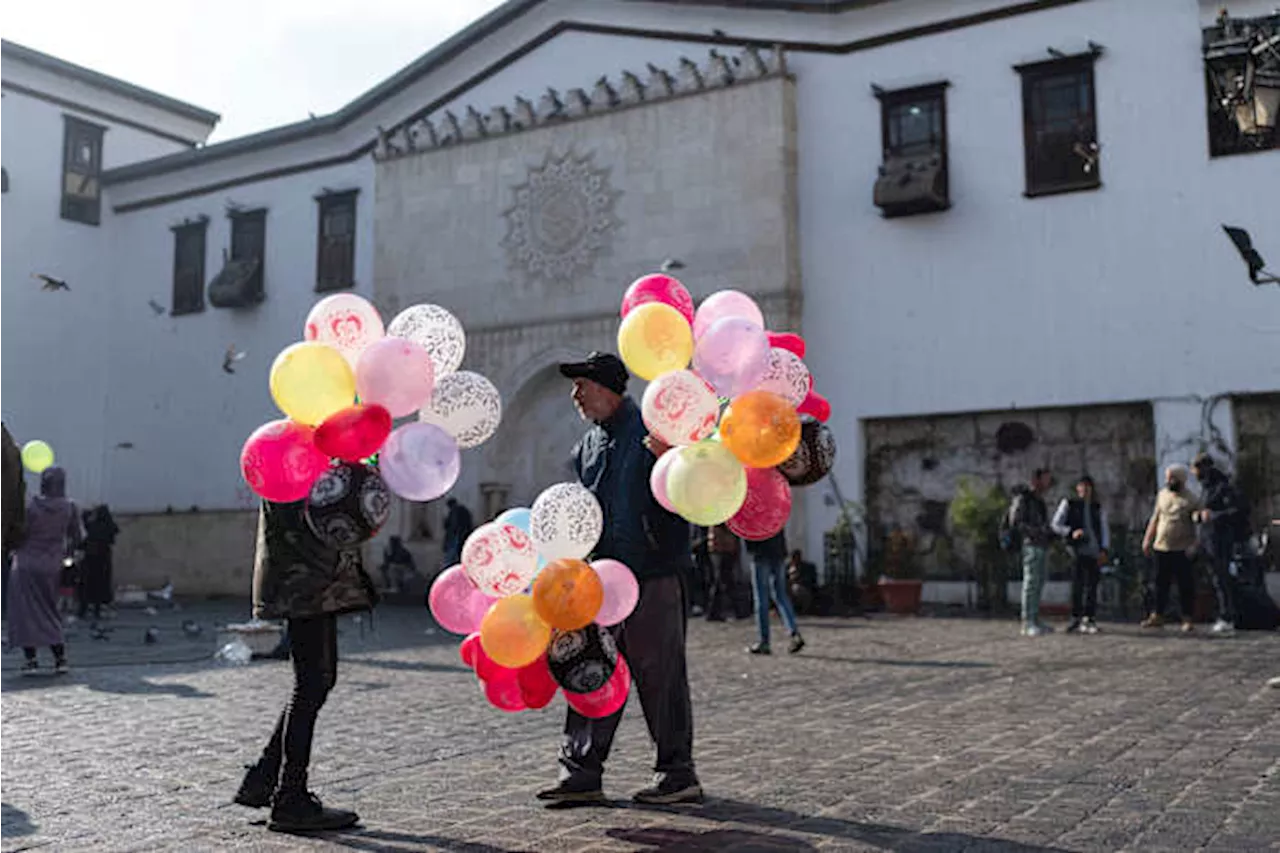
xmin=3 ymin=608 xmax=1278 ymax=852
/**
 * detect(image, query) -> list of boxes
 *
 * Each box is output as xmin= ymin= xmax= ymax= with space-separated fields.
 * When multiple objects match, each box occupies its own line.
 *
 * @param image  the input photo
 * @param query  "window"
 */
xmin=171 ymin=219 xmax=208 ymax=316
xmin=61 ymin=116 xmax=105 ymax=224
xmin=230 ymin=209 xmax=266 ymax=299
xmin=874 ymin=82 xmax=949 ymax=216
xmin=315 ymin=190 xmax=357 ymax=292
xmin=1017 ymin=54 xmax=1101 ymax=197
xmin=1203 ymin=12 xmax=1280 ymax=158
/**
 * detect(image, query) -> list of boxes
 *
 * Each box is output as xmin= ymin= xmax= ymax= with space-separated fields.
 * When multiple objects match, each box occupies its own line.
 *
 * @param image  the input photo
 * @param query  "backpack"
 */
xmin=998 ymin=496 xmax=1022 ymax=553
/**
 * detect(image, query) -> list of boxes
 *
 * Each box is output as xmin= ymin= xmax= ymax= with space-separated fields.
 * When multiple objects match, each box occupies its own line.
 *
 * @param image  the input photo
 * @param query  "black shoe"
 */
xmin=705 ymin=614 xmax=727 ymax=623
xmin=535 ymin=779 xmax=605 ymax=807
xmin=268 ymin=791 xmax=358 ymax=833
xmin=54 ymin=657 xmax=70 ymax=675
xmin=788 ymin=633 xmax=805 ymax=654
xmin=234 ymin=763 xmax=276 ymax=809
xmin=20 ymin=659 xmax=39 ymax=676
xmin=633 ymin=778 xmax=704 ymax=805
xmin=1065 ymin=619 xmax=1082 ymax=634
xmin=748 ymin=643 xmax=771 ymax=655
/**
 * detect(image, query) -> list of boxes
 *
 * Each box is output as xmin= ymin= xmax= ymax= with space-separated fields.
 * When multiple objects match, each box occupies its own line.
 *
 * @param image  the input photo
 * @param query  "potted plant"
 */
xmin=877 ymin=525 xmax=924 ymax=614
xmin=948 ymin=478 xmax=1010 ymax=613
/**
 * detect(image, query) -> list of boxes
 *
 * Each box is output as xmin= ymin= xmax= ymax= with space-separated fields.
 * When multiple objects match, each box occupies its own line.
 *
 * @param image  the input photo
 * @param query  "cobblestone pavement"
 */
xmin=3 ymin=606 xmax=1278 ymax=852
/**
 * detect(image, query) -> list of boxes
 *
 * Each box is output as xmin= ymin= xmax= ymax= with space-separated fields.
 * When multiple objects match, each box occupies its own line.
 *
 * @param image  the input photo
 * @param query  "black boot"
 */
xmin=234 ymin=763 xmax=276 ymax=809
xmin=268 ymin=790 xmax=359 ymax=833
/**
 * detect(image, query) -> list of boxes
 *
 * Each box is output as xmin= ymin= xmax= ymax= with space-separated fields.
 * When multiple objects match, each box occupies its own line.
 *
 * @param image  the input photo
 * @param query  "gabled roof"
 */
xmin=1 ymin=39 xmax=221 ymax=125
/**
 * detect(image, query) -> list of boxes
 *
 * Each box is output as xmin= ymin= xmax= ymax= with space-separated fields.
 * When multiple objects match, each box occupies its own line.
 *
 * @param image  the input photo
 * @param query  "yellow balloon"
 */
xmin=480 ymin=594 xmax=552 ymax=669
xmin=617 ymin=303 xmax=693 ymax=381
xmin=720 ymin=390 xmax=801 ymax=468
xmin=21 ymin=440 xmax=55 ymax=474
xmin=269 ymin=342 xmax=356 ymax=426
xmin=666 ymin=441 xmax=747 ymax=526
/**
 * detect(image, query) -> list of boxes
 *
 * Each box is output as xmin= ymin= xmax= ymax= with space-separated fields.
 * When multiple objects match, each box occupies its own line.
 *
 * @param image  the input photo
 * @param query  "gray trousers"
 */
xmin=558 ymin=573 xmax=697 ymax=787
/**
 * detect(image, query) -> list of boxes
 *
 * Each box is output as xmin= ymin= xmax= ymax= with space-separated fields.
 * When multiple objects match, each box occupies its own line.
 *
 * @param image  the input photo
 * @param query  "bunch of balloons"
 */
xmin=429 ymin=481 xmax=640 ymax=716
xmin=620 ymin=273 xmax=836 ymax=540
xmin=239 ymin=293 xmax=502 ymax=545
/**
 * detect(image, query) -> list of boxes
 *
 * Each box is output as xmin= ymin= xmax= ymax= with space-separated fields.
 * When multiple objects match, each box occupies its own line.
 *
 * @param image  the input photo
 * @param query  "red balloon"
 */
xmin=565 ymin=655 xmax=631 ymax=719
xmin=797 ymin=390 xmax=831 ymax=423
xmin=481 ymin=669 xmax=527 ymax=713
xmin=468 ymin=634 xmax=516 ymax=683
xmin=621 ymin=274 xmax=695 ymax=325
xmin=728 ymin=466 xmax=793 ymax=541
xmin=240 ymin=419 xmax=330 ymax=502
xmin=767 ymin=332 xmax=806 ymax=359
xmin=315 ymin=403 xmax=392 ymax=462
xmin=459 ymin=633 xmax=482 ymax=669
xmin=516 ymin=654 xmax=559 ymax=709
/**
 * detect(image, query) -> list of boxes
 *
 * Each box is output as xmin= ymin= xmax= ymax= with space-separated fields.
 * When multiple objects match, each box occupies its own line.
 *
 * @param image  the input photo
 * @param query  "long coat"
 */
xmin=252 ymin=500 xmax=376 ymax=621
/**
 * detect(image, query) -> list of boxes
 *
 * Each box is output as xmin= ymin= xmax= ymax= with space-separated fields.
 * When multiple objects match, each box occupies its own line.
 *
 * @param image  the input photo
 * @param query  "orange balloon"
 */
xmin=532 ymin=559 xmax=605 ymax=631
xmin=480 ymin=595 xmax=552 ymax=669
xmin=720 ymin=390 xmax=801 ymax=468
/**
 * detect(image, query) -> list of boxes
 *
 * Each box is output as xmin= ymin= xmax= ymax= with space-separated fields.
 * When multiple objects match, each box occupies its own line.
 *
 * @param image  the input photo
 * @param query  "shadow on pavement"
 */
xmin=799 ymin=654 xmax=994 ymax=669
xmin=344 ymin=657 xmax=469 ymax=676
xmin=630 ymin=798 xmax=1070 ymax=853
xmin=1 ymin=670 xmax=215 ymax=699
xmin=610 ymin=826 xmax=817 ymax=850
xmin=1 ymin=802 xmax=37 ymax=838
xmin=329 ymin=827 xmax=520 ymax=852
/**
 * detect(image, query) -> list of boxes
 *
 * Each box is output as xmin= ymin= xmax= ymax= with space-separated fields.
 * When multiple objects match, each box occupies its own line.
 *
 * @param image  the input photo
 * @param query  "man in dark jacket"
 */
xmin=1010 ymin=468 xmax=1055 ymax=636
xmin=538 ymin=352 xmax=700 ymax=807
xmin=234 ymin=500 xmax=376 ymax=833
xmin=1192 ymin=452 xmax=1248 ymax=635
xmin=442 ymin=498 xmax=474 ymax=566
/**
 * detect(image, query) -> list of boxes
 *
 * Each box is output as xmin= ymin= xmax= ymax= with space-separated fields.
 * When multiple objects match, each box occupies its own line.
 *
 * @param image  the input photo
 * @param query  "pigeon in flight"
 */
xmin=148 ymin=299 xmax=166 ymax=316
xmin=33 ymin=273 xmax=69 ymax=292
xmin=661 ymin=258 xmax=686 ymax=273
xmin=222 ymin=345 xmax=247 ymax=374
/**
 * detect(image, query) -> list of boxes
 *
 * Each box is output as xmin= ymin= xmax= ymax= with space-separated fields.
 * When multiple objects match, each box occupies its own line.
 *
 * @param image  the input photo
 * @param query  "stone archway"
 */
xmin=483 ymin=363 xmax=585 ymax=508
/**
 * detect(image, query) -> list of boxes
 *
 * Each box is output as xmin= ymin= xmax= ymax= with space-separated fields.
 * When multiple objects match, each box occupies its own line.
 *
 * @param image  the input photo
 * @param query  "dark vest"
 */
xmin=1063 ymin=499 xmax=1103 ymax=552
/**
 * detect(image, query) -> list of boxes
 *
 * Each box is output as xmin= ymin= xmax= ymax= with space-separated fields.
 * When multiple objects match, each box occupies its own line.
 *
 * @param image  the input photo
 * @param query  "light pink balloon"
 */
xmin=304 ymin=293 xmax=385 ymax=368
xmin=591 ymin=559 xmax=640 ymax=627
xmin=754 ymin=347 xmax=811 ymax=408
xmin=692 ymin=316 xmax=771 ymax=399
xmin=355 ymin=337 xmax=436 ymax=418
xmin=462 ymin=521 xmax=539 ymax=597
xmin=650 ymin=450 xmax=679 ymax=513
xmin=641 ymin=370 xmax=719 ymax=446
xmin=428 ymin=565 xmax=496 ymax=635
xmin=728 ymin=466 xmax=793 ymax=542
xmin=564 ymin=655 xmax=631 ymax=719
xmin=621 ymin=274 xmax=695 ymax=325
xmin=693 ymin=290 xmax=764 ymax=340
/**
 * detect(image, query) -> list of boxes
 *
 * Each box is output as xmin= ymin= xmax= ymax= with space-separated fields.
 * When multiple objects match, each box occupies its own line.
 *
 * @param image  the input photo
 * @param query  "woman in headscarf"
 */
xmin=8 ymin=467 xmax=82 ymax=674
xmin=79 ymin=504 xmax=119 ymax=621
xmin=1141 ymin=464 xmax=1200 ymax=631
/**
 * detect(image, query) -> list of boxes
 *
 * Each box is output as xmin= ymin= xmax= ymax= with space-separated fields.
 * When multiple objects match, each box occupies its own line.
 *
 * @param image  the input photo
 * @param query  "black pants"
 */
xmin=1070 ymin=554 xmax=1101 ymax=620
xmin=23 ymin=644 xmax=65 ymax=662
xmin=706 ymin=552 xmax=738 ymax=621
xmin=255 ymin=614 xmax=338 ymax=794
xmin=559 ymin=574 xmax=696 ymax=788
xmin=1207 ymin=552 xmax=1237 ymax=623
xmin=1153 ymin=550 xmax=1195 ymax=620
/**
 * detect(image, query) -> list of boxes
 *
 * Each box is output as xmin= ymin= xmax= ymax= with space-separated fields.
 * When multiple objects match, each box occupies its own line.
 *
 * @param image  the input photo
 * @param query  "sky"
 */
xmin=2 ymin=0 xmax=508 ymax=142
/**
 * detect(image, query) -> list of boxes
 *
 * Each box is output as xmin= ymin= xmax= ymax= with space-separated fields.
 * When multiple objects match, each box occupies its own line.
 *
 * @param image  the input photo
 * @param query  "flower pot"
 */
xmin=878 ymin=578 xmax=923 ymax=615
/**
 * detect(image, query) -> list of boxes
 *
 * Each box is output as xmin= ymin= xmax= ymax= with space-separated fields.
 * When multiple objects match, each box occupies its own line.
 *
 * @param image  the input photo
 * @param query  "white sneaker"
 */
xmin=1082 ymin=618 xmax=1100 ymax=635
xmin=1022 ymin=624 xmax=1047 ymax=637
xmin=1210 ymin=619 xmax=1236 ymax=636
xmin=1267 ymin=676 xmax=1280 ymax=689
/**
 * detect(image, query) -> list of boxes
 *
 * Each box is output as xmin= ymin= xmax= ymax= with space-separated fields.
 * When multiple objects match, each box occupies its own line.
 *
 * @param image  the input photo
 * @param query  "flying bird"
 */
xmin=222 ymin=345 xmax=247 ymax=374
xmin=661 ymin=258 xmax=686 ymax=272
xmin=148 ymin=299 xmax=166 ymax=316
xmin=33 ymin=273 xmax=69 ymax=292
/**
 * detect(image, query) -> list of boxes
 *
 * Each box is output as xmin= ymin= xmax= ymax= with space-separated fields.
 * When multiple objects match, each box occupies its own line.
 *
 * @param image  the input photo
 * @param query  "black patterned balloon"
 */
xmin=304 ymin=462 xmax=391 ymax=547
xmin=777 ymin=416 xmax=836 ymax=487
xmin=547 ymin=623 xmax=618 ymax=694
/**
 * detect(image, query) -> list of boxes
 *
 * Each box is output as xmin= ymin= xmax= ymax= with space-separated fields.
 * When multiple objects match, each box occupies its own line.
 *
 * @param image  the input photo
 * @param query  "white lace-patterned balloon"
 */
xmin=387 ymin=304 xmax=466 ymax=379
xmin=641 ymin=370 xmax=719 ymax=446
xmin=529 ymin=482 xmax=603 ymax=562
xmin=304 ymin=294 xmax=386 ymax=369
xmin=462 ymin=521 xmax=539 ymax=597
xmin=754 ymin=348 xmax=810 ymax=407
xmin=418 ymin=371 xmax=502 ymax=449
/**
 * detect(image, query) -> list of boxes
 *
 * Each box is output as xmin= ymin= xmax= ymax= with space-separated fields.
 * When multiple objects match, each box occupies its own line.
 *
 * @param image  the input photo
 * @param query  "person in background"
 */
xmin=1191 ymin=452 xmax=1248 ymax=636
xmin=687 ymin=526 xmax=709 ymax=617
xmin=79 ymin=504 xmax=119 ymax=622
xmin=1051 ymin=476 xmax=1110 ymax=634
xmin=705 ymin=523 xmax=740 ymax=623
xmin=1010 ymin=468 xmax=1055 ymax=636
xmin=8 ymin=468 xmax=81 ymax=675
xmin=379 ymin=534 xmax=417 ymax=593
xmin=234 ymin=499 xmax=377 ymax=833
xmin=2 ymin=423 xmax=26 ymax=615
xmin=1141 ymin=464 xmax=1199 ymax=632
xmin=787 ymin=549 xmax=819 ymax=615
xmin=746 ymin=531 xmax=805 ymax=655
xmin=442 ymin=497 xmax=474 ymax=567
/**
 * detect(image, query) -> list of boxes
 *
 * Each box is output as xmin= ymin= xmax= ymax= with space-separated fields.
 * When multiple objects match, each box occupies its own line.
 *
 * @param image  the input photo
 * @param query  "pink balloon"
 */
xmin=693 ymin=290 xmax=764 ymax=339
xmin=304 ymin=293 xmax=385 ymax=368
xmin=641 ymin=370 xmax=719 ymax=446
xmin=767 ymin=331 xmax=806 ymax=359
xmin=728 ymin=466 xmax=793 ymax=542
xmin=754 ymin=348 xmax=810 ymax=408
xmin=797 ymin=389 xmax=832 ymax=423
xmin=693 ymin=316 xmax=771 ymax=398
xmin=240 ymin=420 xmax=330 ymax=503
xmin=565 ymin=655 xmax=631 ymax=719
xmin=355 ymin=337 xmax=436 ymax=418
xmin=621 ymin=274 xmax=695 ymax=325
xmin=481 ymin=668 xmax=528 ymax=713
xmin=380 ymin=423 xmax=460 ymax=501
xmin=429 ymin=565 xmax=496 ymax=635
xmin=650 ymin=450 xmax=679 ymax=513
xmin=460 ymin=633 xmax=482 ymax=669
xmin=591 ymin=559 xmax=640 ymax=627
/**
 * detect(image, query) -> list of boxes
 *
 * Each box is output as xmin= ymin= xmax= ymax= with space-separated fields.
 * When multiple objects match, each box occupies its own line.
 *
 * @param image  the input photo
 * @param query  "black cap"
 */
xmin=1192 ymin=451 xmax=1215 ymax=471
xmin=558 ymin=352 xmax=629 ymax=395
